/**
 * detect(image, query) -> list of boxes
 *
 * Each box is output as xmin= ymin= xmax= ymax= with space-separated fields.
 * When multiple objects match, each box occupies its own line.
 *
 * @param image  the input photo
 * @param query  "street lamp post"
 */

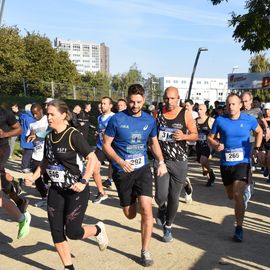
xmin=0 ymin=0 xmax=6 ymax=26
xmin=187 ymin=47 xmax=208 ymax=100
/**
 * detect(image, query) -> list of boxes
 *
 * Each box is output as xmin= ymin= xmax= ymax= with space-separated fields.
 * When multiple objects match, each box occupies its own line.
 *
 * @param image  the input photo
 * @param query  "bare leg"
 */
xmin=138 ymin=196 xmax=153 ymax=251
xmin=55 ymin=241 xmax=72 ymax=267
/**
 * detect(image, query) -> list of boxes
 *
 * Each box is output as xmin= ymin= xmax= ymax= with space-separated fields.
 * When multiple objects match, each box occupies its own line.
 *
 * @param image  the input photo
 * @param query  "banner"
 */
xmin=228 ymin=72 xmax=270 ymax=90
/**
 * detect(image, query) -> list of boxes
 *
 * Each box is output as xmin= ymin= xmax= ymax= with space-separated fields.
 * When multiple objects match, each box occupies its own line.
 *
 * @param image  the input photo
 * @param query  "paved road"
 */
xmin=0 ymin=157 xmax=269 ymax=270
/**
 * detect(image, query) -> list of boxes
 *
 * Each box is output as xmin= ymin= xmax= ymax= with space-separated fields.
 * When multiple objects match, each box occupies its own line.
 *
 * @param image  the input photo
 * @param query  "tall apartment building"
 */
xmin=159 ymin=76 xmax=229 ymax=106
xmin=54 ymin=38 xmax=109 ymax=74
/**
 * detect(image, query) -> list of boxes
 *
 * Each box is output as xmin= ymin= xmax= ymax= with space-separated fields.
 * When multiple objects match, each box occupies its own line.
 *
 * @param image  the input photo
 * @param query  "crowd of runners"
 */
xmin=0 ymin=84 xmax=269 ymax=269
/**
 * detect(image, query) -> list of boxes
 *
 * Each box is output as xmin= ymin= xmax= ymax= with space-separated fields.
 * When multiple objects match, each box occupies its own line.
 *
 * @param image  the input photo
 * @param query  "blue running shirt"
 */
xmin=211 ymin=113 xmax=258 ymax=166
xmin=96 ymin=112 xmax=114 ymax=150
xmin=105 ymin=110 xmax=157 ymax=172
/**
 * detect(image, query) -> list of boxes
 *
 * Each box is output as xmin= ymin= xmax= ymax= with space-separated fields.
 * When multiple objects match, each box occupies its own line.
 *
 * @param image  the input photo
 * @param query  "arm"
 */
xmin=148 ymin=136 xmax=167 ymax=176
xmin=24 ymin=158 xmax=49 ymax=186
xmin=208 ymin=133 xmax=224 ymax=152
xmin=0 ymin=122 xmax=22 ymax=138
xmin=173 ymin=111 xmax=198 ymax=141
xmin=103 ymin=134 xmax=134 ymax=173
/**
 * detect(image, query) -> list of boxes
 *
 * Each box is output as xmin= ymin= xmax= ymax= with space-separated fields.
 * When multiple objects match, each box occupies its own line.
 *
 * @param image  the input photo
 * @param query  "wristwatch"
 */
xmin=80 ymin=178 xmax=88 ymax=184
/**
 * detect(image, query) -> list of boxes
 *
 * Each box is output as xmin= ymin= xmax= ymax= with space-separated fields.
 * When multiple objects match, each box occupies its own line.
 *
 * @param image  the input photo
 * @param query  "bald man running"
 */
xmin=155 ymin=86 xmax=198 ymax=242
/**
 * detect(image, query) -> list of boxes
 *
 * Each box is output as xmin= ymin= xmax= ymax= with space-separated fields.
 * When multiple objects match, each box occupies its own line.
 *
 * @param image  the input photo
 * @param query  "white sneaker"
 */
xmin=96 ymin=221 xmax=109 ymax=251
xmin=185 ymin=192 xmax=193 ymax=204
xmin=34 ymin=199 xmax=47 ymax=207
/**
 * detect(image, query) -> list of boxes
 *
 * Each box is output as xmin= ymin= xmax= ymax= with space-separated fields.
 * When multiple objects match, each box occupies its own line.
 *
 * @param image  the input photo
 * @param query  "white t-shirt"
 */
xmin=30 ymin=115 xmax=48 ymax=161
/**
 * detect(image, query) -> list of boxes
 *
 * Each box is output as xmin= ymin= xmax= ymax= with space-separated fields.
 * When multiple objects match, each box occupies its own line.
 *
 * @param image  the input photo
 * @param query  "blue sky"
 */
xmin=3 ymin=0 xmax=266 ymax=78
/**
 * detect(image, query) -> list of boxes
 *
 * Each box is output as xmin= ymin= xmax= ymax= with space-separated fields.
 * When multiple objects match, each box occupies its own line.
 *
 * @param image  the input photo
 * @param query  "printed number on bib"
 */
xmin=125 ymin=154 xmax=145 ymax=169
xmin=198 ymin=133 xmax=207 ymax=141
xmin=158 ymin=127 xmax=176 ymax=142
xmin=46 ymin=165 xmax=65 ymax=183
xmin=225 ymin=148 xmax=244 ymax=162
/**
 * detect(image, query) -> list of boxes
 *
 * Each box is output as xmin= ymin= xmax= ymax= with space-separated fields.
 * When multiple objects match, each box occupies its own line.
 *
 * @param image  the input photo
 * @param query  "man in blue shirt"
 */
xmin=103 ymin=84 xmax=167 ymax=267
xmin=208 ymin=93 xmax=263 ymax=242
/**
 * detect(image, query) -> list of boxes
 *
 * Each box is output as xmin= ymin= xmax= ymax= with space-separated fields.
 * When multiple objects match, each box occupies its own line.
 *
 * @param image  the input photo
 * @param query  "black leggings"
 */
xmin=47 ymin=184 xmax=90 ymax=243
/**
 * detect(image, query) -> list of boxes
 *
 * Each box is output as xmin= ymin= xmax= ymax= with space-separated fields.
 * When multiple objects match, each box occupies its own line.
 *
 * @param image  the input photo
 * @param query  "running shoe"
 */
xmin=233 ymin=226 xmax=243 ymax=242
xmin=206 ymin=170 xmax=215 ymax=187
xmin=92 ymin=192 xmax=108 ymax=204
xmin=267 ymin=175 xmax=270 ymax=183
xmin=162 ymin=226 xmax=173 ymax=242
xmin=34 ymin=199 xmax=47 ymax=207
xmin=263 ymin=167 xmax=269 ymax=177
xmin=17 ymin=211 xmax=31 ymax=239
xmin=155 ymin=208 xmax=166 ymax=226
xmin=102 ymin=178 xmax=112 ymax=189
xmin=141 ymin=250 xmax=154 ymax=267
xmin=17 ymin=198 xmax=29 ymax=213
xmin=95 ymin=221 xmax=109 ymax=251
xmin=184 ymin=177 xmax=193 ymax=203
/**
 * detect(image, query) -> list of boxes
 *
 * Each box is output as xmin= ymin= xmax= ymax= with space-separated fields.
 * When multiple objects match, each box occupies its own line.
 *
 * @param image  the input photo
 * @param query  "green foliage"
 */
xmin=249 ymin=52 xmax=270 ymax=72
xmin=111 ymin=63 xmax=142 ymax=98
xmin=0 ymin=26 xmax=27 ymax=94
xmin=211 ymin=0 xmax=270 ymax=52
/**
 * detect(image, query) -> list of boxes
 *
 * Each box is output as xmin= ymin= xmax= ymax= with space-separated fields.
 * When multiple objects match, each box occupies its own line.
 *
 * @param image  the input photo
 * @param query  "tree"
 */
xmin=249 ymin=53 xmax=270 ymax=72
xmin=0 ymin=26 xmax=27 ymax=95
xmin=211 ymin=0 xmax=270 ymax=52
xmin=81 ymin=71 xmax=111 ymax=101
xmin=143 ymin=73 xmax=161 ymax=104
xmin=248 ymin=53 xmax=270 ymax=101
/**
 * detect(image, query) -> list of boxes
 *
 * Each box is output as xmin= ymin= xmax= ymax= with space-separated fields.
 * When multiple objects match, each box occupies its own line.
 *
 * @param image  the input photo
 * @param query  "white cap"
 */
xmin=44 ymin=97 xmax=54 ymax=104
xmin=264 ymin=102 xmax=270 ymax=110
xmin=148 ymin=105 xmax=155 ymax=112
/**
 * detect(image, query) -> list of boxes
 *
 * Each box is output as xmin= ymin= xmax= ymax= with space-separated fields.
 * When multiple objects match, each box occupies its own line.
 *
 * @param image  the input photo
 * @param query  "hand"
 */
xmin=119 ymin=160 xmax=134 ymax=173
xmin=173 ymin=129 xmax=185 ymax=141
xmin=215 ymin=143 xmax=224 ymax=152
xmin=0 ymin=129 xmax=6 ymax=138
xmin=27 ymin=134 xmax=36 ymax=142
xmin=24 ymin=174 xmax=34 ymax=187
xmin=157 ymin=163 xmax=167 ymax=177
xmin=70 ymin=182 xmax=87 ymax=192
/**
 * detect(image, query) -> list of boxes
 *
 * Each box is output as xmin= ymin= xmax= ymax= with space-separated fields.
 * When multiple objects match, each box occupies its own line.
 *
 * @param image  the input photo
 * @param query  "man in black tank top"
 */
xmin=196 ymin=104 xmax=215 ymax=186
xmin=154 ymin=87 xmax=198 ymax=242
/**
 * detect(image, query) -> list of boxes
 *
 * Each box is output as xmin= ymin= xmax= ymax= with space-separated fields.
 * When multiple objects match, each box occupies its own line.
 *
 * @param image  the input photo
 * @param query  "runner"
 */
xmin=241 ymin=91 xmax=268 ymax=207
xmin=0 ymin=105 xmax=31 ymax=239
xmin=196 ymin=104 xmax=215 ymax=186
xmin=103 ymin=84 xmax=167 ymax=267
xmin=25 ymin=100 xmax=108 ymax=270
xmin=155 ymin=86 xmax=198 ymax=242
xmin=208 ymin=93 xmax=263 ymax=242
xmin=92 ymin=96 xmax=114 ymax=203
xmin=28 ymin=103 xmax=50 ymax=207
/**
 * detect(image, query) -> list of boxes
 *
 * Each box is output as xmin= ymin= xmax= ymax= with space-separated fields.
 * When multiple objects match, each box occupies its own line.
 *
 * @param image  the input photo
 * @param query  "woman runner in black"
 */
xmin=25 ymin=100 xmax=108 ymax=270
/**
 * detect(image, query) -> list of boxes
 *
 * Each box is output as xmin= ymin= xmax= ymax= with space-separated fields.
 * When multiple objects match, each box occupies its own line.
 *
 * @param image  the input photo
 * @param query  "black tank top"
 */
xmin=45 ymin=127 xmax=85 ymax=189
xmin=196 ymin=117 xmax=211 ymax=147
xmin=157 ymin=108 xmax=188 ymax=161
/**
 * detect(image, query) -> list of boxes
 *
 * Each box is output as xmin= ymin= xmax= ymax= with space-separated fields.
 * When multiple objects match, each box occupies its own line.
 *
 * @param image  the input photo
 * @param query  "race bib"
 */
xmin=198 ymin=133 xmax=207 ymax=141
xmin=34 ymin=141 xmax=44 ymax=152
xmin=125 ymin=154 xmax=145 ymax=169
xmin=46 ymin=165 xmax=65 ymax=183
xmin=158 ymin=127 xmax=176 ymax=142
xmin=225 ymin=148 xmax=244 ymax=162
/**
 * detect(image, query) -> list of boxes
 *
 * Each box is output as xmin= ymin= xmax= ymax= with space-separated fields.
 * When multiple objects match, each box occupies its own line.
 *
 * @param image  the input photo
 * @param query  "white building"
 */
xmin=159 ymin=76 xmax=229 ymax=105
xmin=54 ymin=38 xmax=109 ymax=74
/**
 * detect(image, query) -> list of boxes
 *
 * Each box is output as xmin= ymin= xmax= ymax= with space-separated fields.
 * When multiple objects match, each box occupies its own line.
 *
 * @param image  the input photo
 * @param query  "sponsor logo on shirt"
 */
xmin=57 ymin=148 xmax=67 ymax=153
xmin=143 ymin=125 xmax=148 ymax=131
xmin=120 ymin=124 xmax=129 ymax=129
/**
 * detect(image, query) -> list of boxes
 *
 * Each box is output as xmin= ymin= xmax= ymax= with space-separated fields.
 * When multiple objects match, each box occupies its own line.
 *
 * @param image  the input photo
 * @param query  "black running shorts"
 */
xmin=220 ymin=163 xmax=249 ymax=186
xmin=112 ymin=164 xmax=153 ymax=207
